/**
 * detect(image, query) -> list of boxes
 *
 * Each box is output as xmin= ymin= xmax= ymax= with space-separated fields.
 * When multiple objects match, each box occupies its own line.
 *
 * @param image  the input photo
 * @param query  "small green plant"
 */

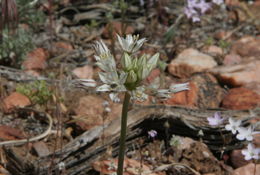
xmin=16 ymin=80 xmax=53 ymax=105
xmin=218 ymin=39 xmax=231 ymax=49
xmin=170 ymin=135 xmax=181 ymax=147
xmin=0 ymin=28 xmax=34 ymax=65
xmin=204 ymin=37 xmax=215 ymax=46
xmin=17 ymin=0 xmax=46 ymax=28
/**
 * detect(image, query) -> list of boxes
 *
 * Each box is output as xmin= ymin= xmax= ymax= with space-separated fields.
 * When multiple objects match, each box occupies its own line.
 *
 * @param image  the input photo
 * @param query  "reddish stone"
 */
xmin=211 ymin=60 xmax=260 ymax=87
xmin=223 ymin=54 xmax=242 ymax=65
xmin=231 ymin=36 xmax=260 ymax=58
xmin=0 ymin=125 xmax=25 ymax=141
xmin=168 ymin=48 xmax=217 ymax=78
xmin=164 ymin=82 xmax=198 ymax=107
xmin=221 ymin=88 xmax=260 ymax=110
xmin=230 ymin=149 xmax=250 ymax=168
xmin=3 ymin=92 xmax=31 ymax=113
xmin=22 ymin=48 xmax=49 ymax=70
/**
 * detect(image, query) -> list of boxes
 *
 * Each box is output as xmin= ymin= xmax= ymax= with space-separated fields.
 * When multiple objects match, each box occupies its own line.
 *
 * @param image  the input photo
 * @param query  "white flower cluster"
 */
xmin=90 ymin=34 xmax=189 ymax=102
xmin=207 ymin=113 xmax=260 ymax=161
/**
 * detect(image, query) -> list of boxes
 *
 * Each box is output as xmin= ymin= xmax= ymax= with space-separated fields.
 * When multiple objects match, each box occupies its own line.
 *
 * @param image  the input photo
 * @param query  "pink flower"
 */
xmin=207 ymin=112 xmax=224 ymax=126
xmin=148 ymin=130 xmax=157 ymax=138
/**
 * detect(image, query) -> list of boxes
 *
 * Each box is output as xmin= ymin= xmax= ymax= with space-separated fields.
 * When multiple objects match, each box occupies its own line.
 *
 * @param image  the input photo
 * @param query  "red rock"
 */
xmin=72 ymin=65 xmax=94 ymax=79
xmin=0 ymin=125 xmax=25 ymax=141
xmin=164 ymin=82 xmax=198 ymax=107
xmin=223 ymin=54 xmax=242 ymax=65
xmin=211 ymin=60 xmax=260 ymax=87
xmin=164 ymin=73 xmax=224 ymax=108
xmin=3 ymin=92 xmax=31 ymax=113
xmin=221 ymin=87 xmax=260 ymax=110
xmin=244 ymin=82 xmax=260 ymax=95
xmin=231 ymin=36 xmax=260 ymax=58
xmin=232 ymin=163 xmax=260 ymax=175
xmin=73 ymin=95 xmax=121 ymax=130
xmin=102 ymin=21 xmax=134 ymax=38
xmin=52 ymin=42 xmax=74 ymax=55
xmin=22 ymin=48 xmax=49 ymax=70
xmin=168 ymin=48 xmax=217 ymax=78
xmin=230 ymin=149 xmax=250 ymax=168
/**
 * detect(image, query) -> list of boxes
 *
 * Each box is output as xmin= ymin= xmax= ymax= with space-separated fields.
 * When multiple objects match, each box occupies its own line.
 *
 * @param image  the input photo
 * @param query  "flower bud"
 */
xmin=121 ymin=53 xmax=132 ymax=70
xmin=126 ymin=70 xmax=137 ymax=84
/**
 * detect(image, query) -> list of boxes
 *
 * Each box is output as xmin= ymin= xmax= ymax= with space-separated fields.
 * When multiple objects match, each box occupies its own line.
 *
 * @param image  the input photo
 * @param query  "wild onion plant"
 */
xmin=80 ymin=34 xmax=189 ymax=174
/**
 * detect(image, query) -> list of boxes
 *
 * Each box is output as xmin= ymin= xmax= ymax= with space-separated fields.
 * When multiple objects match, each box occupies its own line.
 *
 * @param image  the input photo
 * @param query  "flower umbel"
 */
xmin=91 ymin=34 xmax=190 ymax=175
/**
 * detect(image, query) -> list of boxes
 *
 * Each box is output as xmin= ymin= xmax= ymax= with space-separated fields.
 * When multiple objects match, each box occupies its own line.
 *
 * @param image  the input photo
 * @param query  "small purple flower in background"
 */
xmin=148 ymin=130 xmax=157 ymax=138
xmin=207 ymin=112 xmax=224 ymax=126
xmin=184 ymin=0 xmax=222 ymax=22
xmin=241 ymin=143 xmax=260 ymax=160
xmin=197 ymin=0 xmax=211 ymax=14
xmin=225 ymin=117 xmax=241 ymax=134
xmin=212 ymin=0 xmax=224 ymax=5
xmin=236 ymin=126 xmax=254 ymax=141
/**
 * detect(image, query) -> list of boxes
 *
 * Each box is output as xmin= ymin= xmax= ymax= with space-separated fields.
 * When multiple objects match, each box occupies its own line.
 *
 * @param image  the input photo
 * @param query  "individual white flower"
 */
xmin=97 ymin=71 xmax=127 ymax=92
xmin=58 ymin=162 xmax=65 ymax=171
xmin=93 ymin=40 xmax=111 ymax=60
xmin=241 ymin=143 xmax=260 ymax=160
xmin=236 ymin=126 xmax=253 ymax=141
xmin=93 ymin=40 xmax=116 ymax=72
xmin=117 ymin=34 xmax=146 ymax=53
xmin=104 ymin=107 xmax=111 ymax=113
xmin=131 ymin=86 xmax=148 ymax=101
xmin=225 ymin=117 xmax=241 ymax=134
xmin=170 ymin=83 xmax=190 ymax=93
xmin=207 ymin=112 xmax=224 ymax=126
xmin=109 ymin=93 xmax=120 ymax=103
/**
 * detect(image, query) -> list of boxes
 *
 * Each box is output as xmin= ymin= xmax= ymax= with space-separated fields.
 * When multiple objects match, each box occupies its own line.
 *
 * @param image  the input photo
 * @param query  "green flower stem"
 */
xmin=117 ymin=91 xmax=131 ymax=175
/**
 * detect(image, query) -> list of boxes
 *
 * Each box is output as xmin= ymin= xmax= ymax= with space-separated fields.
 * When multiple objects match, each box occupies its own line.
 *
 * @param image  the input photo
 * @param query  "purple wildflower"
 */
xmin=148 ymin=130 xmax=157 ymax=138
xmin=197 ymin=0 xmax=211 ymax=14
xmin=207 ymin=112 xmax=224 ymax=126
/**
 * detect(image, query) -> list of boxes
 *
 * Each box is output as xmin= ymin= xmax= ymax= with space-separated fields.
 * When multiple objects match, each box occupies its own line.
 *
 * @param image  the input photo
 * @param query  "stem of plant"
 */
xmin=117 ymin=91 xmax=131 ymax=175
